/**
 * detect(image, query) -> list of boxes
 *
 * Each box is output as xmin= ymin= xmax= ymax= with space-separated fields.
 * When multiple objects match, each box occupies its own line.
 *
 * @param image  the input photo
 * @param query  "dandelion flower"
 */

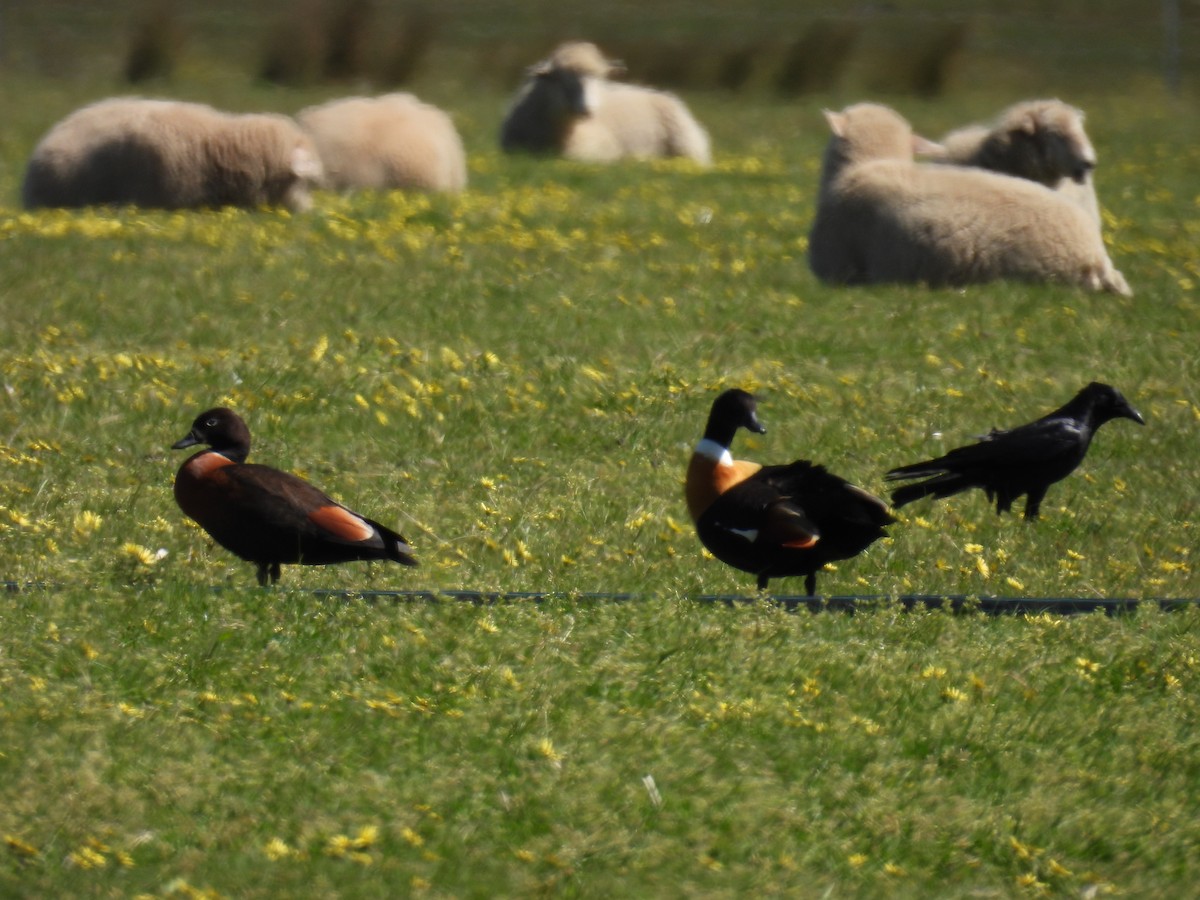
xmin=264 ymin=838 xmax=293 ymax=861
xmin=73 ymin=511 xmax=103 ymax=540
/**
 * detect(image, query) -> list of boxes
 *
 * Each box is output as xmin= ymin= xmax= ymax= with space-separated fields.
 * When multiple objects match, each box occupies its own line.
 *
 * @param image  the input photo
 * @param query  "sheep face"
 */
xmin=532 ymin=67 xmax=595 ymax=120
xmin=998 ymin=101 xmax=1096 ymax=185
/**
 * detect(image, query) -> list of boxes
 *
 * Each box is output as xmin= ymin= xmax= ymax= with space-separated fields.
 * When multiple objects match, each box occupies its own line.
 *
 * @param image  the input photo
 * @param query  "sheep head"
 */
xmin=1000 ymin=100 xmax=1096 ymax=185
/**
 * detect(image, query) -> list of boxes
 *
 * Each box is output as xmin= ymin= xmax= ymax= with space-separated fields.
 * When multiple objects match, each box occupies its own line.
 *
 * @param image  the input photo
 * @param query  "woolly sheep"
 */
xmin=22 ymin=97 xmax=322 ymax=212
xmin=296 ymin=93 xmax=467 ymax=193
xmin=927 ymin=99 xmax=1101 ymax=227
xmin=807 ymin=103 xmax=1130 ymax=296
xmin=500 ymin=41 xmax=711 ymax=165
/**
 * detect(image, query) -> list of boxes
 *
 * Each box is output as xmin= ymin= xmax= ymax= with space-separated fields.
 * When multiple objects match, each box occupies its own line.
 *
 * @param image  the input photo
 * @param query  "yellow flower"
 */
xmin=534 ymin=737 xmax=562 ymax=762
xmin=73 ymin=511 xmax=103 ymax=540
xmin=1046 ymin=858 xmax=1072 ymax=877
xmin=4 ymin=835 xmax=39 ymax=860
xmin=264 ymin=837 xmax=293 ymax=861
xmin=122 ymin=543 xmax=165 ymax=566
xmin=68 ymin=845 xmax=107 ymax=868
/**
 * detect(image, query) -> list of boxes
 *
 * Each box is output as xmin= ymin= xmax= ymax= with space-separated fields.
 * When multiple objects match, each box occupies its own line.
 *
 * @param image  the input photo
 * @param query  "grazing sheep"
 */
xmin=22 ymin=97 xmax=322 ymax=212
xmin=808 ymin=103 xmax=1130 ymax=296
xmin=296 ymin=93 xmax=467 ymax=193
xmin=500 ymin=41 xmax=711 ymax=165
xmin=927 ymin=99 xmax=1101 ymax=227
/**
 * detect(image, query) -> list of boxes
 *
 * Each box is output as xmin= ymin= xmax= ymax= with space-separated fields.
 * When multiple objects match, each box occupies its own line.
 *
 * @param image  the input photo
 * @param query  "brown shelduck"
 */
xmin=172 ymin=407 xmax=418 ymax=585
xmin=686 ymin=389 xmax=894 ymax=595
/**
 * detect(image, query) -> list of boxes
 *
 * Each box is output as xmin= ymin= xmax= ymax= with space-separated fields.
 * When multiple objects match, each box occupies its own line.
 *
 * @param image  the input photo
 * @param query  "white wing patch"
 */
xmin=725 ymin=527 xmax=759 ymax=543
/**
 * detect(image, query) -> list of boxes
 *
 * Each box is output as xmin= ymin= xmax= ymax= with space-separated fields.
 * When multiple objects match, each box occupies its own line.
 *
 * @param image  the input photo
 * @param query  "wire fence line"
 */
xmin=4 ymin=581 xmax=1197 ymax=615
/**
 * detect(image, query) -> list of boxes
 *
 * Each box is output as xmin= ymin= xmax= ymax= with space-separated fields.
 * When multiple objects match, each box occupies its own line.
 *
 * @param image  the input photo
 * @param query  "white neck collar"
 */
xmin=694 ymin=438 xmax=733 ymax=465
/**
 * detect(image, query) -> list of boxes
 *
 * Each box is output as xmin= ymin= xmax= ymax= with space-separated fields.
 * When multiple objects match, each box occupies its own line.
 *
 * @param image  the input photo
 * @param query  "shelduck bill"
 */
xmin=685 ymin=389 xmax=894 ymax=595
xmin=172 ymin=407 xmax=418 ymax=585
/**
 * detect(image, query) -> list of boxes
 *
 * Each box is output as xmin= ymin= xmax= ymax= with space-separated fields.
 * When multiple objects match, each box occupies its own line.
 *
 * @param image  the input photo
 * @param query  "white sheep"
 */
xmin=808 ymin=103 xmax=1130 ymax=296
xmin=927 ymin=99 xmax=1101 ymax=227
xmin=22 ymin=97 xmax=322 ymax=212
xmin=296 ymin=93 xmax=467 ymax=194
xmin=499 ymin=41 xmax=711 ymax=165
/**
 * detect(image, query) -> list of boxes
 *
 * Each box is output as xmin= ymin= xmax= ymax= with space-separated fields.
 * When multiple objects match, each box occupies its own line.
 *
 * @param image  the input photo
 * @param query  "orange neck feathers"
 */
xmin=686 ymin=438 xmax=762 ymax=521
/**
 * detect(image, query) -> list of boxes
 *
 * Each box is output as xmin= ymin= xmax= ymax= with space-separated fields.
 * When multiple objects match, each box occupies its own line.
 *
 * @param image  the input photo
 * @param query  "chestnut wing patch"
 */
xmin=307 ymin=504 xmax=376 ymax=543
xmin=704 ymin=478 xmax=821 ymax=550
xmin=762 ymin=501 xmax=821 ymax=548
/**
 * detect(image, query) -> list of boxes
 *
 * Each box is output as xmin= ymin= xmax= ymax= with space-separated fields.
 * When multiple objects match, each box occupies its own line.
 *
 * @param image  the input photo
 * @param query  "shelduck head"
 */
xmin=172 ymin=407 xmax=252 ymax=463
xmin=702 ymin=389 xmax=767 ymax=449
xmin=687 ymin=389 xmax=769 ymax=522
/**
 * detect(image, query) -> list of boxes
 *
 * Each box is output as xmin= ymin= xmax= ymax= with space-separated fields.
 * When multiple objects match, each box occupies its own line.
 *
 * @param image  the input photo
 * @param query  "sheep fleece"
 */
xmin=809 ymin=105 xmax=1129 ymax=295
xmin=22 ymin=97 xmax=321 ymax=211
xmin=937 ymin=99 xmax=1101 ymax=227
xmin=564 ymin=81 xmax=711 ymax=164
xmin=297 ymin=93 xmax=467 ymax=193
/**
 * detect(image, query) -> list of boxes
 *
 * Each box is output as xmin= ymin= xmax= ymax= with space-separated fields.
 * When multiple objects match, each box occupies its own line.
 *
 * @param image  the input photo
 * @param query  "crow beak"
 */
xmin=1123 ymin=405 xmax=1146 ymax=426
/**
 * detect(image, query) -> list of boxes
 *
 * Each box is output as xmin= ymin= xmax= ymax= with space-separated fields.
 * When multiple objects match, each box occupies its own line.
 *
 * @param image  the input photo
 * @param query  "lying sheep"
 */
xmin=500 ymin=41 xmax=711 ymax=165
xmin=297 ymin=93 xmax=467 ymax=193
xmin=928 ymin=99 xmax=1101 ymax=227
xmin=22 ymin=97 xmax=322 ymax=211
xmin=808 ymin=103 xmax=1130 ymax=295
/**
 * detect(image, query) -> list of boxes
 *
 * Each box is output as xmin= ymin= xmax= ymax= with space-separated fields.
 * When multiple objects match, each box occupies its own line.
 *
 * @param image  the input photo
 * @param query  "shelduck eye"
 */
xmin=205 ymin=418 xmax=219 ymax=428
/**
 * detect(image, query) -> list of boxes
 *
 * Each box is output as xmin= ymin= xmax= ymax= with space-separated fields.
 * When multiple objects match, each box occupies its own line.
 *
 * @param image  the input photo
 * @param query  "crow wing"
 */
xmin=887 ymin=415 xmax=1089 ymax=480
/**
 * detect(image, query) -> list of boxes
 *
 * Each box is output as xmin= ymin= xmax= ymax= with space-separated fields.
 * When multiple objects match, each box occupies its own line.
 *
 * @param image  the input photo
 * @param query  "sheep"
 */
xmin=926 ymin=99 xmax=1102 ymax=227
xmin=807 ymin=103 xmax=1130 ymax=296
xmin=296 ymin=93 xmax=467 ymax=194
xmin=499 ymin=41 xmax=711 ymax=165
xmin=22 ymin=97 xmax=322 ymax=212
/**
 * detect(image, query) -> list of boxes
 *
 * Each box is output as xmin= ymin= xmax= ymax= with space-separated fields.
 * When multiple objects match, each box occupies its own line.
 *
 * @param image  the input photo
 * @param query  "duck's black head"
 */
xmin=172 ymin=407 xmax=252 ymax=462
xmin=703 ymin=389 xmax=767 ymax=448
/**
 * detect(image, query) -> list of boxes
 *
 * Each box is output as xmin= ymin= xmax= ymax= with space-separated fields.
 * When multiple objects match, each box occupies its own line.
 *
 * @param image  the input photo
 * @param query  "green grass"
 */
xmin=2 ymin=8 xmax=1200 ymax=896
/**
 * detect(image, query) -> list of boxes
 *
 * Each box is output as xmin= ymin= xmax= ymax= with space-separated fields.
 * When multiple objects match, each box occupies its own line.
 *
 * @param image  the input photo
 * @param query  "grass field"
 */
xmin=1 ymin=3 xmax=1200 ymax=896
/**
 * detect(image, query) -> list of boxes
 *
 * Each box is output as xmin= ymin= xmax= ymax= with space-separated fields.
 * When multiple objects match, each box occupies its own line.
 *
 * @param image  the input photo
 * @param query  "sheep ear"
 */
xmin=606 ymin=59 xmax=627 ymax=78
xmin=1012 ymin=111 xmax=1039 ymax=135
xmin=912 ymin=135 xmax=946 ymax=157
xmin=823 ymin=109 xmax=846 ymax=137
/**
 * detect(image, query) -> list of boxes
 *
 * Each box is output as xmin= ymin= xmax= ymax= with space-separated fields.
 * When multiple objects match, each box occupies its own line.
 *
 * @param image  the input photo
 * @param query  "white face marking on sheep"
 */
xmin=580 ymin=77 xmax=604 ymax=117
xmin=291 ymin=144 xmax=323 ymax=182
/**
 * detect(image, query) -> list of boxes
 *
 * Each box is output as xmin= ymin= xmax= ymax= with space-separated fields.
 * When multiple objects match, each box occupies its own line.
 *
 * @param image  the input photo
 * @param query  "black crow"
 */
xmin=885 ymin=382 xmax=1144 ymax=520
xmin=686 ymin=389 xmax=894 ymax=595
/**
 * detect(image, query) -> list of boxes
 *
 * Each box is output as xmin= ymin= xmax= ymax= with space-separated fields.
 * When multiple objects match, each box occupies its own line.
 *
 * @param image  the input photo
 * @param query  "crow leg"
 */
xmin=1023 ymin=486 xmax=1047 ymax=521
